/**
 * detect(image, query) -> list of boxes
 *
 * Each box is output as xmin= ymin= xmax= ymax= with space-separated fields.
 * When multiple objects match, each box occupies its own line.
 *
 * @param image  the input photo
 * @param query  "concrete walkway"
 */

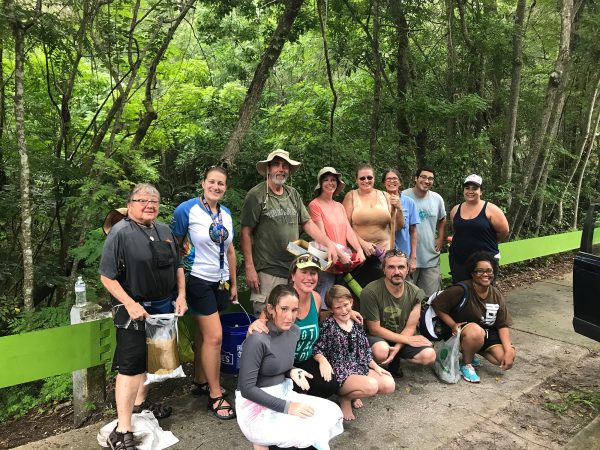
xmin=16 ymin=274 xmax=600 ymax=449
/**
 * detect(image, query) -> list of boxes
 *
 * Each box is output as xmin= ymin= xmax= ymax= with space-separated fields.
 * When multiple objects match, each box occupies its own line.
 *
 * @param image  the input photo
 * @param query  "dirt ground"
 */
xmin=0 ymin=253 xmax=588 ymax=449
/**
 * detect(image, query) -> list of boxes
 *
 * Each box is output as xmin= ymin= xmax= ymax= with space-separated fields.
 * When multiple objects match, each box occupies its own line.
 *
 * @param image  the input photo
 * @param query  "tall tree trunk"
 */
xmin=369 ymin=0 xmax=381 ymax=161
xmin=573 ymin=108 xmax=600 ymax=228
xmin=533 ymin=155 xmax=551 ymax=235
xmin=501 ymin=0 xmax=527 ymax=196
xmin=317 ymin=0 xmax=337 ymax=140
xmin=12 ymin=22 xmax=34 ymax=310
xmin=0 ymin=45 xmax=6 ymax=188
xmin=445 ymin=0 xmax=456 ymax=137
xmin=509 ymin=0 xmax=574 ymax=237
xmin=389 ymin=1 xmax=412 ymax=161
xmin=219 ymin=0 xmax=306 ymax=167
xmin=557 ymin=71 xmax=600 ymax=227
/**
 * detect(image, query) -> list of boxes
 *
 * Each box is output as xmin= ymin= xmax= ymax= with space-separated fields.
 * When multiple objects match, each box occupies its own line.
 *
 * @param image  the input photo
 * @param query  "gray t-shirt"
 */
xmin=237 ymin=322 xmax=300 ymax=413
xmin=360 ymin=278 xmax=426 ymax=335
xmin=241 ymin=182 xmax=310 ymax=278
xmin=99 ymin=218 xmax=181 ymax=304
xmin=402 ymin=188 xmax=446 ymax=268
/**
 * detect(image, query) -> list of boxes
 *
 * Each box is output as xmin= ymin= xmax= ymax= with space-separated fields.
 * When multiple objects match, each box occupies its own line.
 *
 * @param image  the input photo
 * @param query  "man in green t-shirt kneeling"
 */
xmin=360 ymin=250 xmax=436 ymax=378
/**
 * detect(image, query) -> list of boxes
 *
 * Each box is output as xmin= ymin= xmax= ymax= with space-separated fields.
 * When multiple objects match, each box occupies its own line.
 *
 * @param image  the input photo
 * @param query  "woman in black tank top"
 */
xmin=448 ymin=175 xmax=509 ymax=283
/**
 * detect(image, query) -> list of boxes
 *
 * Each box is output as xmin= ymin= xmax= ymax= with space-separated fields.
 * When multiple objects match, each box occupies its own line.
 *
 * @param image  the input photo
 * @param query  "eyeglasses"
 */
xmin=384 ymin=249 xmax=407 ymax=258
xmin=359 ymin=176 xmax=374 ymax=181
xmin=296 ymin=254 xmax=320 ymax=265
xmin=473 ymin=269 xmax=494 ymax=276
xmin=130 ymin=199 xmax=159 ymax=206
xmin=385 ymin=177 xmax=399 ymax=182
xmin=418 ymin=175 xmax=435 ymax=182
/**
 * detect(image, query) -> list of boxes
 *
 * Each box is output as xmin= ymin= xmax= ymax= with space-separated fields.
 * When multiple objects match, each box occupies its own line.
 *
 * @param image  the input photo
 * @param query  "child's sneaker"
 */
xmin=471 ymin=355 xmax=482 ymax=367
xmin=460 ymin=363 xmax=480 ymax=383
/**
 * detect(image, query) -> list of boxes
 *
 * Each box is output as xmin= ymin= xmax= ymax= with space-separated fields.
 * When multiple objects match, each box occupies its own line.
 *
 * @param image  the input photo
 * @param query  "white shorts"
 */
xmin=235 ymin=379 xmax=344 ymax=449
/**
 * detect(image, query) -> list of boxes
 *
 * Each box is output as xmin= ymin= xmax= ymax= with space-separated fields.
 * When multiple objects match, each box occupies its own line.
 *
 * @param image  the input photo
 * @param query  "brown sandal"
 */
xmin=207 ymin=395 xmax=236 ymax=420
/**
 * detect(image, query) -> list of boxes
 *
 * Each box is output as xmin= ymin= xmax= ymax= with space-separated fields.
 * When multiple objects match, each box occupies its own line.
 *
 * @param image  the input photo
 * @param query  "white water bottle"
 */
xmin=75 ymin=276 xmax=87 ymax=307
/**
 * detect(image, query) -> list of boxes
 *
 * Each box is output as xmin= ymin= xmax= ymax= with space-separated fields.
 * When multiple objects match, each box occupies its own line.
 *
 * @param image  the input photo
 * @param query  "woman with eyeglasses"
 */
xmin=431 ymin=251 xmax=515 ymax=383
xmin=343 ymin=163 xmax=404 ymax=257
xmin=248 ymin=254 xmax=362 ymax=398
xmin=171 ymin=166 xmax=237 ymax=420
xmin=308 ymin=167 xmax=366 ymax=301
xmin=100 ymin=183 xmax=187 ymax=449
xmin=448 ymin=175 xmax=509 ymax=284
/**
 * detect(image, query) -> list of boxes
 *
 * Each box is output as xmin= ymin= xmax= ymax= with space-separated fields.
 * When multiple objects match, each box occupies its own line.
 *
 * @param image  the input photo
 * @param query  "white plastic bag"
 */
xmin=434 ymin=327 xmax=461 ymax=384
xmin=144 ymin=314 xmax=185 ymax=385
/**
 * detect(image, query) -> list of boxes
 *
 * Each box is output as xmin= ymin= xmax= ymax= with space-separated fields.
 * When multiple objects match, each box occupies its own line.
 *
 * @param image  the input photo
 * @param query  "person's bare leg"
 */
xmin=115 ymin=373 xmax=144 ymax=432
xmin=198 ymin=312 xmax=231 ymax=417
xmin=193 ymin=316 xmax=207 ymax=385
xmin=370 ymin=341 xmax=391 ymax=364
xmin=133 ymin=374 xmax=148 ymax=406
xmin=404 ymin=347 xmax=437 ymax=366
xmin=460 ymin=324 xmax=485 ymax=364
xmin=368 ymin=369 xmax=395 ymax=394
xmin=252 ymin=444 xmax=268 ymax=450
xmin=482 ymin=345 xmax=514 ymax=366
xmin=338 ymin=375 xmax=378 ymax=420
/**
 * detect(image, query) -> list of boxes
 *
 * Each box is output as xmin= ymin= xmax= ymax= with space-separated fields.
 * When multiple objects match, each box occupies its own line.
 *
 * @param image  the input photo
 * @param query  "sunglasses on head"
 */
xmin=296 ymin=254 xmax=320 ymax=265
xmin=384 ymin=249 xmax=407 ymax=258
xmin=359 ymin=176 xmax=374 ymax=181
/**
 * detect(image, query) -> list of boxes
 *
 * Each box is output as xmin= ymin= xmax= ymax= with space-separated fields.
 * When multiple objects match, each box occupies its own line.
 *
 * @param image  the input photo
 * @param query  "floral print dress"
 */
xmin=313 ymin=316 xmax=372 ymax=386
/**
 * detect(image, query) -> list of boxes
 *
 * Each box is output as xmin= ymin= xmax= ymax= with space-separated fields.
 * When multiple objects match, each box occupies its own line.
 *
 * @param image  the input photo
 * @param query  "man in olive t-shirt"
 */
xmin=360 ymin=251 xmax=436 ymax=377
xmin=241 ymin=149 xmax=337 ymax=315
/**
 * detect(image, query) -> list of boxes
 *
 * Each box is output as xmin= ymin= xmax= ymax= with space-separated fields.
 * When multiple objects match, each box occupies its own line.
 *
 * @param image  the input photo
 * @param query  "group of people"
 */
xmin=99 ymin=148 xmax=516 ymax=450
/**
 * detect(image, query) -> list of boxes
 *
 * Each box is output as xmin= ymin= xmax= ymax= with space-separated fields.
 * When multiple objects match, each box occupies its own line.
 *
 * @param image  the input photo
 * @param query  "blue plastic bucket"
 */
xmin=220 ymin=312 xmax=255 ymax=374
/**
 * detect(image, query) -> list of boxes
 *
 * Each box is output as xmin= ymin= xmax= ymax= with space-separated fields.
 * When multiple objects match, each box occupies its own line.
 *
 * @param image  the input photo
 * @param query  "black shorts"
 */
xmin=367 ymin=335 xmax=432 ymax=360
xmin=112 ymin=327 xmax=146 ymax=376
xmin=480 ymin=327 xmax=502 ymax=352
xmin=186 ymin=275 xmax=230 ymax=316
xmin=461 ymin=323 xmax=502 ymax=352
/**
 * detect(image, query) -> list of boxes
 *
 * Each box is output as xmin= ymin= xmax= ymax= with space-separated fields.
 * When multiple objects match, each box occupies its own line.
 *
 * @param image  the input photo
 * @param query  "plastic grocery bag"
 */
xmin=433 ymin=327 xmax=461 ymax=384
xmin=145 ymin=314 xmax=185 ymax=385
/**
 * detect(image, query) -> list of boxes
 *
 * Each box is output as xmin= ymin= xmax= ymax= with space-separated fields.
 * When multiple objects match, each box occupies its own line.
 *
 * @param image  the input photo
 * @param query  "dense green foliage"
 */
xmin=0 ymin=0 xmax=599 ymax=321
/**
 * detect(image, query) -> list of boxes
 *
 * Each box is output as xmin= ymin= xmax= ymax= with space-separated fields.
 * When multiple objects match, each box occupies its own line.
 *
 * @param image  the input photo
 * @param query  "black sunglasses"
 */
xmin=359 ymin=176 xmax=374 ymax=181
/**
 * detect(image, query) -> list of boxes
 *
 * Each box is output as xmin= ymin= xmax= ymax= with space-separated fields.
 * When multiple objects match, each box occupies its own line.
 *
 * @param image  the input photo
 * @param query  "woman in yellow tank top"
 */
xmin=342 ymin=163 xmax=404 ymax=256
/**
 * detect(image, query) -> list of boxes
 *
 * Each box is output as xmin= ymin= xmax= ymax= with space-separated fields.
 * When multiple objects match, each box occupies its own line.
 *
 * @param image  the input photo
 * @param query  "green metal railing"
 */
xmin=1 ymin=228 xmax=599 ymax=389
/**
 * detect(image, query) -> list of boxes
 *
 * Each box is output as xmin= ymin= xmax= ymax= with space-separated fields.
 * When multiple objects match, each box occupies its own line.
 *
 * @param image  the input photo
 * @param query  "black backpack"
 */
xmin=419 ymin=282 xmax=469 ymax=341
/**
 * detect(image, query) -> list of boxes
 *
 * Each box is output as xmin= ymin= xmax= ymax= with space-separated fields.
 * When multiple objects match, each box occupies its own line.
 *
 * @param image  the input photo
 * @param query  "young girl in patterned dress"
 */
xmin=313 ymin=285 xmax=396 ymax=420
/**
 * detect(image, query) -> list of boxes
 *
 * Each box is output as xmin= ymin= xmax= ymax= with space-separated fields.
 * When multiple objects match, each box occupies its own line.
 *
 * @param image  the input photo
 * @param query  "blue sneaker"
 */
xmin=460 ymin=364 xmax=480 ymax=383
xmin=471 ymin=356 xmax=481 ymax=367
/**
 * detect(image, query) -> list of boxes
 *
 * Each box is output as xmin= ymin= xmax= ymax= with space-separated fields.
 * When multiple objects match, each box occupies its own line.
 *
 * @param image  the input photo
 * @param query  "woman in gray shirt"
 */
xmin=235 ymin=285 xmax=344 ymax=449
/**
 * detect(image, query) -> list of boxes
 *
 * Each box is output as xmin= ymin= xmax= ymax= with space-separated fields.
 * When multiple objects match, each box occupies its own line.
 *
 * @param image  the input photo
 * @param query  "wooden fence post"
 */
xmin=70 ymin=304 xmax=112 ymax=427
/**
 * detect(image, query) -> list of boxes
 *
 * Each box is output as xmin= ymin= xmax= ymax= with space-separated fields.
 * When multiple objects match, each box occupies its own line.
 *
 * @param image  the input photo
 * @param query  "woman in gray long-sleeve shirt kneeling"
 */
xmin=236 ymin=284 xmax=344 ymax=449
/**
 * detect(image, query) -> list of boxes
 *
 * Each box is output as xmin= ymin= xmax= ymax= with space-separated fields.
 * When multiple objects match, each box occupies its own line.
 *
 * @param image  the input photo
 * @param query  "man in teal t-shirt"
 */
xmin=360 ymin=250 xmax=436 ymax=377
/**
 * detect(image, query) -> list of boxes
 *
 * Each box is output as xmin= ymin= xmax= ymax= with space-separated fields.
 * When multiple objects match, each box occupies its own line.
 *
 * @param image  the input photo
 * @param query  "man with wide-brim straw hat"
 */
xmin=240 ymin=149 xmax=338 ymax=315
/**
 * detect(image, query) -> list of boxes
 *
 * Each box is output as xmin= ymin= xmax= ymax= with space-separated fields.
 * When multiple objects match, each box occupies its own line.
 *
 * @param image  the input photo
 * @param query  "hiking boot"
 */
xmin=108 ymin=427 xmax=137 ymax=450
xmin=460 ymin=364 xmax=480 ymax=383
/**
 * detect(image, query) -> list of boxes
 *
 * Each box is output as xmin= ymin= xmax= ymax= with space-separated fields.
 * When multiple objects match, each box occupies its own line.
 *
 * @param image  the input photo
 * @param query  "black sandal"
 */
xmin=192 ymin=382 xmax=227 ymax=397
xmin=132 ymin=400 xmax=172 ymax=419
xmin=207 ymin=395 xmax=236 ymax=420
